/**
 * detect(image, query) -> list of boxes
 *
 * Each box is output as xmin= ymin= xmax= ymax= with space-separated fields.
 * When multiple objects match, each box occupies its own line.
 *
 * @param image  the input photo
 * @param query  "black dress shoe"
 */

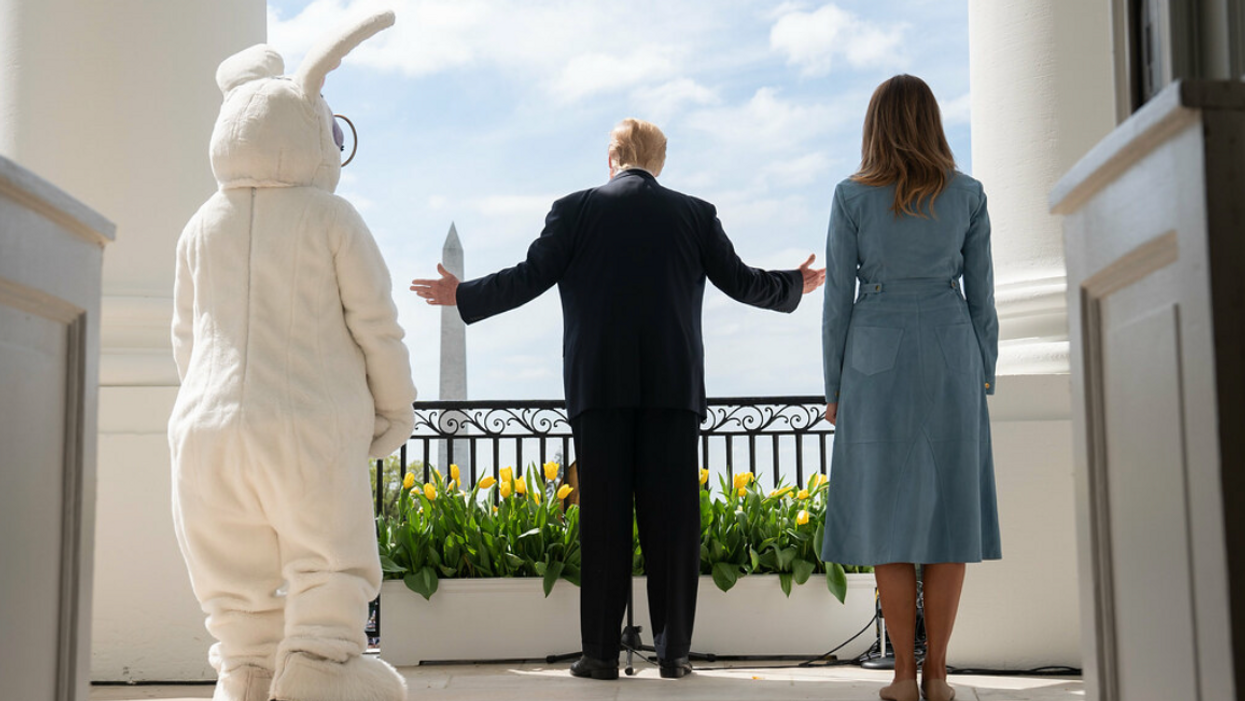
xmin=570 ymin=655 xmax=619 ymax=680
xmin=659 ymin=656 xmax=693 ymax=679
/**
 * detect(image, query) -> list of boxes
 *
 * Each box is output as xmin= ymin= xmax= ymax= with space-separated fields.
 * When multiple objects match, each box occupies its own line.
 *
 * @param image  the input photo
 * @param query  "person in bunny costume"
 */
xmin=168 ymin=11 xmax=414 ymax=701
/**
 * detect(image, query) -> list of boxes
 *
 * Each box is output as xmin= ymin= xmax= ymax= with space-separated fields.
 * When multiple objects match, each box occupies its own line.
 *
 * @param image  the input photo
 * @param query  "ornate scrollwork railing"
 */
xmin=375 ymin=396 xmax=833 ymax=516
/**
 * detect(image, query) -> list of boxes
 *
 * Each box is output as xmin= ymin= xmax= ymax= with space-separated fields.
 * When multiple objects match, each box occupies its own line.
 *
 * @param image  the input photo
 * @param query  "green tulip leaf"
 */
xmin=779 ymin=572 xmax=793 ymax=597
xmin=378 ymin=555 xmax=405 ymax=574
xmin=404 ymin=566 xmax=439 ymax=601
xmin=776 ymin=546 xmax=797 ymax=570
xmin=792 ymin=558 xmax=815 ymax=585
xmin=826 ymin=563 xmax=848 ymax=604
xmin=543 ymin=560 xmax=564 ymax=597
xmin=712 ymin=562 xmax=739 ymax=592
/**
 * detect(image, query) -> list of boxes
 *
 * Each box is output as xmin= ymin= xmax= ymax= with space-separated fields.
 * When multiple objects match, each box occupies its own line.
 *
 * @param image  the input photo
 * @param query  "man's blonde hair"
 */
xmin=608 ymin=118 xmax=667 ymax=174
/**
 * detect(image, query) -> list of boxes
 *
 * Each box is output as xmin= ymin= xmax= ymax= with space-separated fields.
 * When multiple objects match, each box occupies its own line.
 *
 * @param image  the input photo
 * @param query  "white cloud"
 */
xmin=337 ymin=191 xmax=375 ymax=210
xmin=472 ymin=194 xmax=559 ymax=220
xmin=940 ymin=92 xmax=971 ymax=125
xmin=769 ymin=3 xmax=908 ymax=76
xmin=630 ymin=78 xmax=720 ymax=124
xmin=760 ymin=152 xmax=833 ymax=187
xmin=552 ymin=50 xmax=682 ymax=102
xmin=686 ymin=87 xmax=848 ymax=154
xmin=268 ymin=0 xmax=715 ymax=103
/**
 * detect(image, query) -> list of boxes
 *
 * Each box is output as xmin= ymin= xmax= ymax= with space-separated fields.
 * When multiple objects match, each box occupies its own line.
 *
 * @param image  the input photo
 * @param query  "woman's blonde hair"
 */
xmin=609 ymin=118 xmax=667 ymax=174
xmin=853 ymin=74 xmax=957 ymax=218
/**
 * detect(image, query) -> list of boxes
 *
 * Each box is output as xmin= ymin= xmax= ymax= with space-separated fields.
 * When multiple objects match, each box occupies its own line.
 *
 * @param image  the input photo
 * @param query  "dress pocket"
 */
xmin=936 ymin=324 xmax=978 ymax=374
xmin=848 ymin=326 xmax=904 ymax=376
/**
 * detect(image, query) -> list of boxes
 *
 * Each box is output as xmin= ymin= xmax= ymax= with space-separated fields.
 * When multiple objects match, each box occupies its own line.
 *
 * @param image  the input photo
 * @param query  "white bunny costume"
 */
xmin=168 ymin=12 xmax=413 ymax=701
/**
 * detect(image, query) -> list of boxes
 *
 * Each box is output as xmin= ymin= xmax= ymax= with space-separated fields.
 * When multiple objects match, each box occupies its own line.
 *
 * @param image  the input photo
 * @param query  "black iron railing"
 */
xmin=374 ymin=396 xmax=834 ymax=516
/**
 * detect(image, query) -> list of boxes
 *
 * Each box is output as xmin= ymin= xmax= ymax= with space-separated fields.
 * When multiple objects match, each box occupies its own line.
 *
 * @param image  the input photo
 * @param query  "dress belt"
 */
xmin=859 ymin=278 xmax=960 ymax=295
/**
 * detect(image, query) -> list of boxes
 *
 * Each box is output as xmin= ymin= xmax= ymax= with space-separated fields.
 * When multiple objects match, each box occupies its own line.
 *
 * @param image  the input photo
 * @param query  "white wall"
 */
xmin=953 ymin=376 xmax=1082 ymax=669
xmin=0 ymin=0 xmax=265 ymax=681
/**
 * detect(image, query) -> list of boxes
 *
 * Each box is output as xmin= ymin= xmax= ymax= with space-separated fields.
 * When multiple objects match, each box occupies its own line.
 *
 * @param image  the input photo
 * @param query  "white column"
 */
xmin=0 ymin=0 xmax=265 ymax=681
xmin=955 ymin=0 xmax=1117 ymax=669
xmin=969 ymin=0 xmax=1117 ymax=375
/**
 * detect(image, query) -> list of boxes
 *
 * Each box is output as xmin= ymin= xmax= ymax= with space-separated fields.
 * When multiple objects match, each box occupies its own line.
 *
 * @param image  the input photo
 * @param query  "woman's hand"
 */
xmin=824 ymin=403 xmax=838 ymax=426
xmin=410 ymin=263 xmax=459 ymax=306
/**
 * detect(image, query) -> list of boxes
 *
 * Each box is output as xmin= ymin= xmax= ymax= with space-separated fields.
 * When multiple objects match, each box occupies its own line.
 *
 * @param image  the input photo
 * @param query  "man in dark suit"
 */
xmin=411 ymin=118 xmax=824 ymax=679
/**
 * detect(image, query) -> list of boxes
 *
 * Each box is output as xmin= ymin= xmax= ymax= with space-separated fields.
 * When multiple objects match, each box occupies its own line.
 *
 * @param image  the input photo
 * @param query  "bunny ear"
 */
xmin=294 ymin=10 xmax=395 ymax=97
xmin=216 ymin=44 xmax=285 ymax=95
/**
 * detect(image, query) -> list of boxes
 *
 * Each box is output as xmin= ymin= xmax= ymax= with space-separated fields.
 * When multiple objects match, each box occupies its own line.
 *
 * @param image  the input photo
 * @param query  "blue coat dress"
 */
xmin=819 ymin=173 xmax=1002 ymax=566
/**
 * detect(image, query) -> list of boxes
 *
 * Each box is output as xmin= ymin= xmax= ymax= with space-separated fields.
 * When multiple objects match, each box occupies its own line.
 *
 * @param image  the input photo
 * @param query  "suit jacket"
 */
xmin=457 ymin=169 xmax=803 ymax=419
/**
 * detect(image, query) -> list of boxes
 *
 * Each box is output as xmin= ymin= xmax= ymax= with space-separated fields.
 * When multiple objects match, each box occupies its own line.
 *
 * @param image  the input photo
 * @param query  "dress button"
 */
xmin=984 ymin=382 xmax=991 ymax=389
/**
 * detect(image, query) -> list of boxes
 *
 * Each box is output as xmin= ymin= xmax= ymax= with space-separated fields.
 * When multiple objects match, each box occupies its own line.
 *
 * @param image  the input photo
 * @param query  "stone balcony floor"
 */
xmin=91 ymin=661 xmax=1083 ymax=701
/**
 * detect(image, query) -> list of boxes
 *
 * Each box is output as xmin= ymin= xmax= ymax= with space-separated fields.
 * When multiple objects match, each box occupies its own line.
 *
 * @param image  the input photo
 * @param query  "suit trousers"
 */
xmin=571 ymin=407 xmax=702 ymax=661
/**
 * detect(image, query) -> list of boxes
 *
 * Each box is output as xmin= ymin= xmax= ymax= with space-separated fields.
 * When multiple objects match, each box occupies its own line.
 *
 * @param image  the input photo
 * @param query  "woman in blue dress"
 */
xmin=820 ymin=75 xmax=1001 ymax=701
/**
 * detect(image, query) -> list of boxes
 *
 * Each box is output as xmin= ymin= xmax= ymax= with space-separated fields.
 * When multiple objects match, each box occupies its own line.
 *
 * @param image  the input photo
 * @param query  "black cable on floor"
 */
xmin=798 ymin=614 xmax=879 ymax=667
xmin=948 ymin=665 xmax=1082 ymax=676
xmin=683 ymin=613 xmax=878 ymax=672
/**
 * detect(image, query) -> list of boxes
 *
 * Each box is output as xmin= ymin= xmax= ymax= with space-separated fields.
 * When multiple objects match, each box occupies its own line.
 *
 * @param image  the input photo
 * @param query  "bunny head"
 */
xmin=208 ymin=10 xmax=395 ymax=192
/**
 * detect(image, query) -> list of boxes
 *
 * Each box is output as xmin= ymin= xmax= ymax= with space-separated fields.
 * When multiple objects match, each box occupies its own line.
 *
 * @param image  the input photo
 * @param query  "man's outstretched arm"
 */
xmin=411 ymin=195 xmax=578 ymax=322
xmin=702 ymin=207 xmax=824 ymax=312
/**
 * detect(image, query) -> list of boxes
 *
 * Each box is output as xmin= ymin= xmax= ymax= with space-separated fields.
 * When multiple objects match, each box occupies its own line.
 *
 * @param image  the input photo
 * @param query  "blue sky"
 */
xmin=267 ymin=0 xmax=972 ymax=403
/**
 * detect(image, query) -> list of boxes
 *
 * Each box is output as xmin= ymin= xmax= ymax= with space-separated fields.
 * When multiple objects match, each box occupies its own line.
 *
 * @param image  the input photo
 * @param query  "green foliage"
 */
xmin=369 ymin=454 xmax=427 ymax=519
xmin=377 ymin=463 xmax=581 ymax=600
xmin=697 ymin=470 xmax=867 ymax=603
xmin=376 ymin=464 xmax=869 ymax=602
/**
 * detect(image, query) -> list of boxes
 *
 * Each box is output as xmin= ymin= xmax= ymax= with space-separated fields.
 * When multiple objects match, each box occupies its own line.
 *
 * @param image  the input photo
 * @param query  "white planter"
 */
xmin=379 ymin=573 xmax=875 ymax=665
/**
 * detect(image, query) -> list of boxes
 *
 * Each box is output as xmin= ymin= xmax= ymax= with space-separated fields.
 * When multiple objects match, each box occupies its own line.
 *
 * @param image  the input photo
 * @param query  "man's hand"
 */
xmin=799 ymin=254 xmax=826 ymax=294
xmin=410 ymin=264 xmax=460 ymax=306
xmin=824 ymin=403 xmax=837 ymax=426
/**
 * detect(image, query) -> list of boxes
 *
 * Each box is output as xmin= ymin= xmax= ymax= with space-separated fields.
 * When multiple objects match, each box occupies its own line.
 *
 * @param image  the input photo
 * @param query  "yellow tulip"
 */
xmin=544 ymin=461 xmax=559 ymax=481
xmin=448 ymin=479 xmax=458 ymax=492
xmin=809 ymin=473 xmax=825 ymax=489
xmin=797 ymin=510 xmax=809 ymax=525
xmin=797 ymin=489 xmax=809 ymax=500
xmin=500 ymin=466 xmax=514 ymax=484
xmin=423 ymin=484 xmax=437 ymax=501
xmin=534 ymin=490 xmax=542 ymax=504
xmin=557 ymin=484 xmax=574 ymax=500
xmin=434 ymin=468 xmax=442 ymax=482
xmin=737 ymin=487 xmax=746 ymax=497
xmin=768 ymin=489 xmax=778 ymax=497
xmin=479 ymin=476 xmax=497 ymax=490
xmin=450 ymin=464 xmax=460 ymax=482
xmin=699 ymin=468 xmax=709 ymax=485
xmin=515 ymin=479 xmax=527 ymax=496
xmin=776 ymin=486 xmax=793 ymax=499
xmin=499 ymin=481 xmax=512 ymax=498
xmin=402 ymin=473 xmax=416 ymax=490
xmin=732 ymin=473 xmax=746 ymax=490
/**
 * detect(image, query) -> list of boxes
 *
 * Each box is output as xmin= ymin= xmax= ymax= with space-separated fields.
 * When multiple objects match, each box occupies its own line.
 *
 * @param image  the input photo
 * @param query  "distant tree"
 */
xmin=368 ymin=454 xmax=425 ymax=519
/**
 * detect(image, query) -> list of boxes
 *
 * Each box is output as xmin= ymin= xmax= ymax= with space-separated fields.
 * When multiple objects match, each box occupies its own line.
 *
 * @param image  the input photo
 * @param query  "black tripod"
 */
xmin=859 ymin=583 xmax=927 ymax=669
xmin=618 ymin=580 xmax=716 ymax=675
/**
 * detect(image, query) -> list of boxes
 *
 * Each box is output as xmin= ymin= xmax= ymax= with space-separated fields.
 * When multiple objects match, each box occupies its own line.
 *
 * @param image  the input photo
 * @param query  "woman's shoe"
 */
xmin=921 ymin=677 xmax=956 ymax=701
xmin=879 ymin=679 xmax=919 ymax=701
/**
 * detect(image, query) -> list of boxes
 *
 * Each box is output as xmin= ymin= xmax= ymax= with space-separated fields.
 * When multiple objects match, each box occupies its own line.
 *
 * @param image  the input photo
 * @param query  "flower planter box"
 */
xmin=378 ymin=573 xmax=875 ymax=665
